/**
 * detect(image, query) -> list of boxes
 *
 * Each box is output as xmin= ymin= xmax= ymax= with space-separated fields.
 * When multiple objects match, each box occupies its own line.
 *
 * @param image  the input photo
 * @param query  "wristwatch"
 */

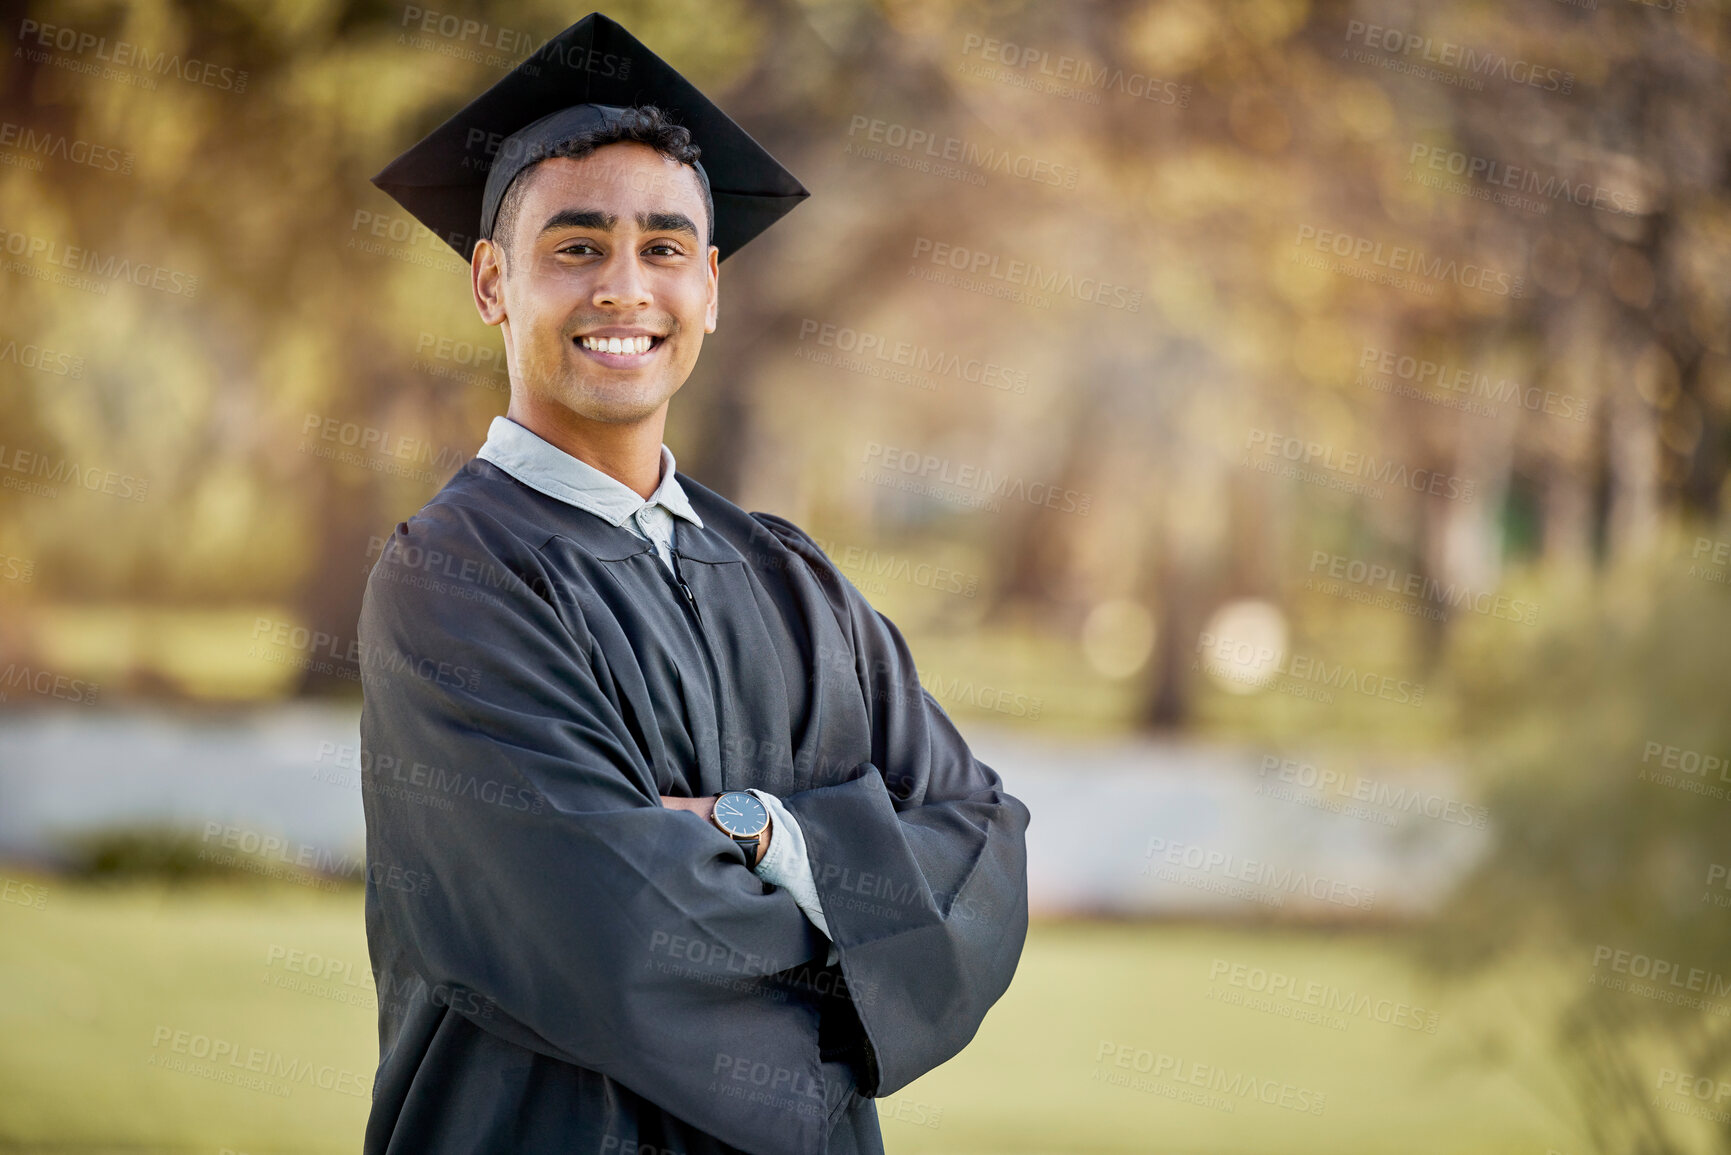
xmin=710 ymin=790 xmax=770 ymax=867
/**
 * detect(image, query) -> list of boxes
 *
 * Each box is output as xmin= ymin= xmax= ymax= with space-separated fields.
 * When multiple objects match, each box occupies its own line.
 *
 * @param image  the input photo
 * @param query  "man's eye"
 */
xmin=558 ymin=242 xmax=598 ymax=255
xmin=646 ymin=242 xmax=683 ymax=256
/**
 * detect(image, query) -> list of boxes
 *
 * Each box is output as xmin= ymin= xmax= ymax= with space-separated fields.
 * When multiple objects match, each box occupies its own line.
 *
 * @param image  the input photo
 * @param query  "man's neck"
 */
xmin=504 ymin=396 xmax=669 ymax=499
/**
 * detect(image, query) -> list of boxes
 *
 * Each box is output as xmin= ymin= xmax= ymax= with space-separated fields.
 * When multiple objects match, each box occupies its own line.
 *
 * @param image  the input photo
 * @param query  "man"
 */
xmin=358 ymin=13 xmax=1030 ymax=1155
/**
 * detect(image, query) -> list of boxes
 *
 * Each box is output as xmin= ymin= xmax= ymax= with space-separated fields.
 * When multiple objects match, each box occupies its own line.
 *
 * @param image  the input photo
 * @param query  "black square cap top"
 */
xmin=370 ymin=12 xmax=808 ymax=262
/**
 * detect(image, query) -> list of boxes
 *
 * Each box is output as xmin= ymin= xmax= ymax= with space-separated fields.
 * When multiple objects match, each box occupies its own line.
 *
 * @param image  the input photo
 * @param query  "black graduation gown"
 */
xmin=356 ymin=457 xmax=1031 ymax=1155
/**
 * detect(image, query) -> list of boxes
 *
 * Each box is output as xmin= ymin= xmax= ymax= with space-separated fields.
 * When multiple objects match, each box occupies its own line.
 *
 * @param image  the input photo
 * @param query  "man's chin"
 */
xmin=545 ymin=381 xmax=674 ymax=426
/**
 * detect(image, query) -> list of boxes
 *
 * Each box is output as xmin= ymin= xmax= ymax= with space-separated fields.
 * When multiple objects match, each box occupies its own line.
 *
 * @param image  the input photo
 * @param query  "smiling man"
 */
xmin=358 ymin=13 xmax=1030 ymax=1155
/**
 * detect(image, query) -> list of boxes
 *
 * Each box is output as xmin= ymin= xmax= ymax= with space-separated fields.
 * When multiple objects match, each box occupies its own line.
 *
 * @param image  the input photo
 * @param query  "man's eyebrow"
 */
xmin=539 ymin=209 xmax=699 ymax=240
xmin=539 ymin=209 xmax=615 ymax=234
xmin=638 ymin=211 xmax=699 ymax=240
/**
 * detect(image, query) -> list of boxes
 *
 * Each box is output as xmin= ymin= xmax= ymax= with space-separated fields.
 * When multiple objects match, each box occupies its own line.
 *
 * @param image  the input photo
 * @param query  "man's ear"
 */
xmin=473 ymin=238 xmax=507 ymax=326
xmin=704 ymin=243 xmax=719 ymax=334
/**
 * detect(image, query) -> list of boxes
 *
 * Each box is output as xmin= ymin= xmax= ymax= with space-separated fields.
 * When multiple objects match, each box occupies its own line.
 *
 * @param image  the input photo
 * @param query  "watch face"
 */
xmin=713 ymin=791 xmax=768 ymax=837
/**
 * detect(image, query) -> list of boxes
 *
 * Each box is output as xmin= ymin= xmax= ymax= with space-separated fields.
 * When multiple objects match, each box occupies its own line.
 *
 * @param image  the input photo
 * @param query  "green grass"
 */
xmin=0 ymin=876 xmax=1589 ymax=1154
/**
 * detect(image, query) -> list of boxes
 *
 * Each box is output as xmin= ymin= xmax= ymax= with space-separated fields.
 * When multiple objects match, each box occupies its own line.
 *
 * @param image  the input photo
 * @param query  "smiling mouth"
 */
xmin=575 ymin=334 xmax=665 ymax=364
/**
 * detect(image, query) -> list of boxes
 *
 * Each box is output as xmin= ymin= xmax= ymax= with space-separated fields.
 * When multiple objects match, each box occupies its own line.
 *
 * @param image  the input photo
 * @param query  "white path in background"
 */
xmin=970 ymin=728 xmax=1485 ymax=918
xmin=0 ymin=706 xmax=1485 ymax=916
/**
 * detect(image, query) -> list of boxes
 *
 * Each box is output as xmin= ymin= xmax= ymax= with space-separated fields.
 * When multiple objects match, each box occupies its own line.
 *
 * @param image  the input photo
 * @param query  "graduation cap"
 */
xmin=371 ymin=11 xmax=808 ymax=262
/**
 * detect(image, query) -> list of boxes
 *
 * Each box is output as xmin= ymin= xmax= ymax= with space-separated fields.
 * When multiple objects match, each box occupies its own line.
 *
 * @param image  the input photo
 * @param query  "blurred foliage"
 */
xmin=1423 ymin=539 xmax=1731 ymax=1152
xmin=0 ymin=0 xmax=1725 ymax=730
xmin=57 ymin=822 xmax=363 ymax=886
xmin=61 ymin=824 xmax=228 ymax=880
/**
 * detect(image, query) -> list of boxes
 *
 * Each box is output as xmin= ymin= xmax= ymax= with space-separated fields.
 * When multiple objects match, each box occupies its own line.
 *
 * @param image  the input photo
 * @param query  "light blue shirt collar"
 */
xmin=475 ymin=415 xmax=703 ymax=531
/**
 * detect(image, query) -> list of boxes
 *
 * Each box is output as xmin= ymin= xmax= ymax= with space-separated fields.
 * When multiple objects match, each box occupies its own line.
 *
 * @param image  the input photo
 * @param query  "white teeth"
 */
xmin=581 ymin=335 xmax=654 ymax=354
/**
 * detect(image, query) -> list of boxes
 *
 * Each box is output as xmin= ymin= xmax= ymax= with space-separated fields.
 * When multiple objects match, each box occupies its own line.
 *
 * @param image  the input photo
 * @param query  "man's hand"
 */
xmin=659 ymin=794 xmax=716 ymax=821
xmin=660 ymin=794 xmax=772 ymax=865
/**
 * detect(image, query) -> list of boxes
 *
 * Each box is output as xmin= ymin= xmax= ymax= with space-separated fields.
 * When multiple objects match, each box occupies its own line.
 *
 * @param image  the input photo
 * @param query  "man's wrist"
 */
xmin=665 ymin=792 xmax=772 ymax=866
xmin=728 ymin=794 xmax=771 ymax=867
xmin=745 ymin=789 xmax=789 ymax=872
xmin=755 ymin=812 xmax=772 ymax=866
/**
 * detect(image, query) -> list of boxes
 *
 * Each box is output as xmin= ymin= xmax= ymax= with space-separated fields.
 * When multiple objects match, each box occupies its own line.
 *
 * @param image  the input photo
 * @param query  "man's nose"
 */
xmin=591 ymin=250 xmax=652 ymax=309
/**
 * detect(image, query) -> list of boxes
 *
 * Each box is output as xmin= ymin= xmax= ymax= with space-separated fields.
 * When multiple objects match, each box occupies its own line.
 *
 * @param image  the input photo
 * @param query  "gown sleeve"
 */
xmin=748 ymin=512 xmax=1033 ymax=1099
xmin=358 ymin=499 xmax=850 ymax=1155
xmin=747 ymin=788 xmax=838 ymax=961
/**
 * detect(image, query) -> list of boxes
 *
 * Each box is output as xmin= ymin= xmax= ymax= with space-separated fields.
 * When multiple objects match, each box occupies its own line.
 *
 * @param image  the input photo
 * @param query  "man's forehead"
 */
xmin=522 ymin=148 xmax=707 ymax=210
